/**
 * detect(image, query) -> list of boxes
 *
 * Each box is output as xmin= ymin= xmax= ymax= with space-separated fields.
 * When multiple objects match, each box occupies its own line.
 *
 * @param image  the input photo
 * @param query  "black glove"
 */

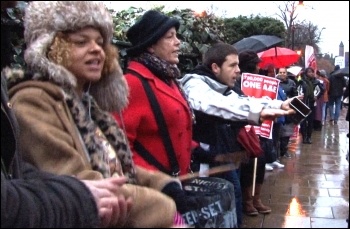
xmin=161 ymin=182 xmax=202 ymax=214
xmin=192 ymin=146 xmax=216 ymax=164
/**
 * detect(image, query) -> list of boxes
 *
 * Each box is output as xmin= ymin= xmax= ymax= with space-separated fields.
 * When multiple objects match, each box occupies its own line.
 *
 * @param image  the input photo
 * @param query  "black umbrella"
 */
xmin=233 ymin=35 xmax=284 ymax=53
xmin=331 ymin=66 xmax=349 ymax=77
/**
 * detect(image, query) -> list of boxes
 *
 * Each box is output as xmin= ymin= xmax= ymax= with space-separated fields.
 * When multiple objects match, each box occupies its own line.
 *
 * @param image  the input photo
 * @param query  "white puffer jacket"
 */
xmin=179 ymin=73 xmax=283 ymax=125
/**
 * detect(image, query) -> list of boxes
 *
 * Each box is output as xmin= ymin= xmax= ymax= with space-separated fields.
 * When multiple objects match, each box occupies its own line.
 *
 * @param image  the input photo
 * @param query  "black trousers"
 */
xmin=301 ymin=105 xmax=315 ymax=138
xmin=240 ymin=156 xmax=266 ymax=187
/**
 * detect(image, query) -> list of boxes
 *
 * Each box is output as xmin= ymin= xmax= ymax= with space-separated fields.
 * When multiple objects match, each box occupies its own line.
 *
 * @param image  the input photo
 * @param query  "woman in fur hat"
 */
xmin=2 ymin=1 xmax=134 ymax=228
xmin=6 ymin=1 xmax=184 ymax=228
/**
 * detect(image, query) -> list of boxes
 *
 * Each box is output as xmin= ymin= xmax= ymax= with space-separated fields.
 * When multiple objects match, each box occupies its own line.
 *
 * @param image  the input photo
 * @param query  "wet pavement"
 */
xmin=241 ymin=108 xmax=349 ymax=228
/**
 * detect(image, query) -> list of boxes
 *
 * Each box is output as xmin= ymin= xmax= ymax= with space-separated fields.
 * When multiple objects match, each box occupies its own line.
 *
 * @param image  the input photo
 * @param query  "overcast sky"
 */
xmin=101 ymin=1 xmax=349 ymax=56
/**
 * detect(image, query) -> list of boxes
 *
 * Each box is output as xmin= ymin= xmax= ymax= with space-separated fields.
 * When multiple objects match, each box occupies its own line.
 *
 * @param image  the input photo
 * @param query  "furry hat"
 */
xmin=126 ymin=10 xmax=180 ymax=57
xmin=23 ymin=1 xmax=128 ymax=112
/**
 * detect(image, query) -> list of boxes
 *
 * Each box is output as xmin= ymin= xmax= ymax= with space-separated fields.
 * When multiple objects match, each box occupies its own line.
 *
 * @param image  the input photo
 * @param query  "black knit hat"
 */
xmin=238 ymin=50 xmax=261 ymax=72
xmin=126 ymin=10 xmax=180 ymax=57
xmin=238 ymin=50 xmax=261 ymax=65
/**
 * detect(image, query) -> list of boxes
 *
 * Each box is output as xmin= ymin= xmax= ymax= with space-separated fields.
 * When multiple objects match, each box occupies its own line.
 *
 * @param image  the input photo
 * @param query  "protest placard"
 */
xmin=241 ymin=73 xmax=280 ymax=138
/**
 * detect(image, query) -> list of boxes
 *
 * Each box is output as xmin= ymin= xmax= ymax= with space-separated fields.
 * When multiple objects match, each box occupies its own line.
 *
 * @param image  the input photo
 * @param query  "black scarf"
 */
xmin=134 ymin=52 xmax=181 ymax=85
xmin=134 ymin=52 xmax=195 ymax=124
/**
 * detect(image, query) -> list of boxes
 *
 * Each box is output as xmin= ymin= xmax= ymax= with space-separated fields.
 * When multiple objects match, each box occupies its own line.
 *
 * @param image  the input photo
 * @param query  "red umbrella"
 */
xmin=257 ymin=47 xmax=299 ymax=69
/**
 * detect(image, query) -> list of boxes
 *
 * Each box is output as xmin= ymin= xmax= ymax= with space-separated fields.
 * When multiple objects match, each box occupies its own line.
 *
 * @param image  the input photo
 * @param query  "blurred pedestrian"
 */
xmin=297 ymin=67 xmax=324 ymax=144
xmin=328 ymin=65 xmax=347 ymax=125
xmin=313 ymin=70 xmax=327 ymax=130
xmin=276 ymin=67 xmax=298 ymax=158
xmin=317 ymin=69 xmax=330 ymax=125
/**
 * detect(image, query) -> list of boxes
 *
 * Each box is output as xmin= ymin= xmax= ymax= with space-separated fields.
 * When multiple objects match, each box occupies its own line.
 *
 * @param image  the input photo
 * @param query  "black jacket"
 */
xmin=297 ymin=76 xmax=324 ymax=107
xmin=1 ymin=73 xmax=99 ymax=228
xmin=329 ymin=74 xmax=347 ymax=97
xmin=279 ymin=78 xmax=298 ymax=98
xmin=344 ymin=84 xmax=349 ymax=122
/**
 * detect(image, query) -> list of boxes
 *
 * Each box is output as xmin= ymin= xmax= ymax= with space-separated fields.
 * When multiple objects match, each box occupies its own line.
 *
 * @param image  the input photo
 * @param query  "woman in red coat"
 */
xmin=113 ymin=10 xmax=194 ymax=177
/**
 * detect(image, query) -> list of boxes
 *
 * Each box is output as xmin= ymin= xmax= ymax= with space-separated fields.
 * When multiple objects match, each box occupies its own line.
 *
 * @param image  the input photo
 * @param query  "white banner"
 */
xmin=334 ymin=56 xmax=345 ymax=68
xmin=305 ymin=45 xmax=317 ymax=70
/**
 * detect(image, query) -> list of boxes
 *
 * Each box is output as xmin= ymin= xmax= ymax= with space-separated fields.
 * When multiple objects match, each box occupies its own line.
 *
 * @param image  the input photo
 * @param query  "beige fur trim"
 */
xmin=24 ymin=2 xmax=113 ymax=46
xmin=23 ymin=1 xmax=129 ymax=112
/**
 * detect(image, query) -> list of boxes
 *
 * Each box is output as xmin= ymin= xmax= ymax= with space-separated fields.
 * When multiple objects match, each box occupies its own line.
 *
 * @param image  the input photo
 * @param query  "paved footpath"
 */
xmin=241 ymin=108 xmax=349 ymax=228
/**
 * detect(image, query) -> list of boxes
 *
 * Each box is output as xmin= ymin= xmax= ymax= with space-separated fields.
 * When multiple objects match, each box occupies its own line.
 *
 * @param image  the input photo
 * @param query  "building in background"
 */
xmin=336 ymin=41 xmax=349 ymax=67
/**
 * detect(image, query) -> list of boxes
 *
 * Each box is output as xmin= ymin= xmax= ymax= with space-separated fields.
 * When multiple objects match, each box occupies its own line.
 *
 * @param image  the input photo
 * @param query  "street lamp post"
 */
xmin=291 ymin=24 xmax=295 ymax=50
xmin=317 ymin=27 xmax=326 ymax=40
xmin=289 ymin=1 xmax=304 ymax=51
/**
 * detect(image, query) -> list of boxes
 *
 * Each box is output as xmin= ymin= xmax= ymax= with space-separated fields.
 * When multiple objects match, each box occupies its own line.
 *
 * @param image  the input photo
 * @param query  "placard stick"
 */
xmin=179 ymin=163 xmax=237 ymax=182
xmin=252 ymin=157 xmax=258 ymax=196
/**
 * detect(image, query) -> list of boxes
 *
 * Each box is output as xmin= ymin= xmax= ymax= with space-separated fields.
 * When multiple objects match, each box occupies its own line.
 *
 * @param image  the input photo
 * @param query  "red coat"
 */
xmin=113 ymin=61 xmax=193 ymax=175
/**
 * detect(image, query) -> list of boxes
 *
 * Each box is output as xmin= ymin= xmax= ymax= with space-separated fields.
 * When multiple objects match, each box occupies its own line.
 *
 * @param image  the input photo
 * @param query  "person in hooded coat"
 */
xmin=6 ymin=2 xmax=182 ymax=228
xmin=1 ymin=1 xmax=132 ymax=228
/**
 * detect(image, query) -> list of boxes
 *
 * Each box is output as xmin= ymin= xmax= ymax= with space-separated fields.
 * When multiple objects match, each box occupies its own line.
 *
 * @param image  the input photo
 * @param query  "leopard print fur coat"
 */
xmin=5 ymin=68 xmax=136 ymax=183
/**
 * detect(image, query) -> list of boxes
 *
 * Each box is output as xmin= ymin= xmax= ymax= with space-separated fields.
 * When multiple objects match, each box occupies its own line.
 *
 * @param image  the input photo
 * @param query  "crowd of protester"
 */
xmin=2 ymin=1 xmax=348 ymax=228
